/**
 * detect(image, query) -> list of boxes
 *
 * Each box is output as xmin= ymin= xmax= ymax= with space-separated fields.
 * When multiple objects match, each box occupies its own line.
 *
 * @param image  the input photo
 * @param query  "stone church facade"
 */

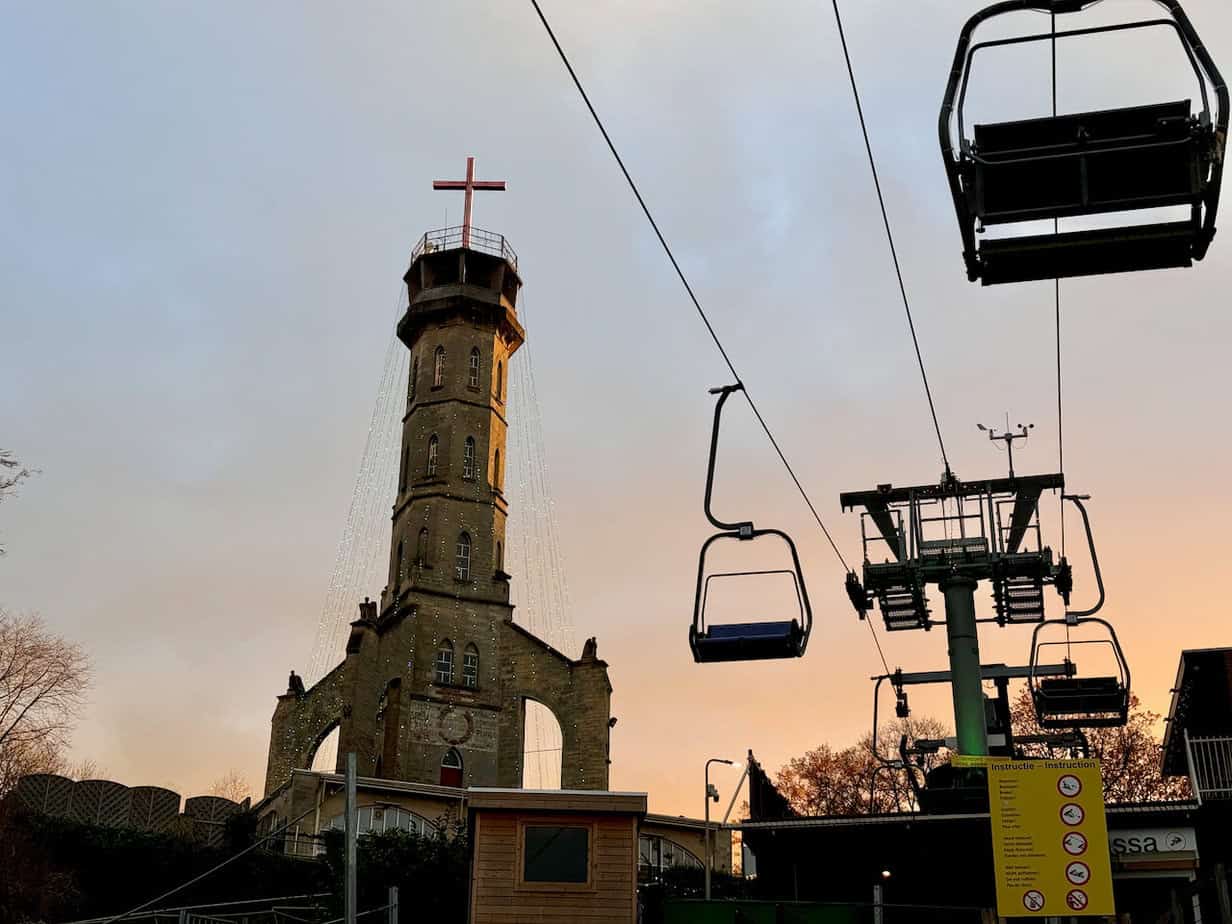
xmin=263 ymin=234 xmax=612 ymax=797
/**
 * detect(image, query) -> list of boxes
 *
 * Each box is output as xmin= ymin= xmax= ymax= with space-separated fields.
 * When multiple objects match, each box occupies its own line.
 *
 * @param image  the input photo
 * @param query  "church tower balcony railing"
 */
xmin=411 ymin=225 xmax=518 ymax=270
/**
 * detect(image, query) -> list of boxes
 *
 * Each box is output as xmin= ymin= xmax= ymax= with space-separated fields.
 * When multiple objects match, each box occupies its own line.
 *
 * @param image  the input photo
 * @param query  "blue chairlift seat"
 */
xmin=690 ymin=619 xmax=804 ymax=664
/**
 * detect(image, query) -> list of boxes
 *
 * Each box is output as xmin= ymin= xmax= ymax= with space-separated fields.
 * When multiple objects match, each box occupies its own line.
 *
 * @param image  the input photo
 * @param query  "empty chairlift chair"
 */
xmin=1028 ymin=494 xmax=1130 ymax=728
xmin=690 ymin=385 xmax=812 ymax=663
xmin=939 ymin=0 xmax=1227 ymax=284
xmin=1029 ymin=618 xmax=1131 ymax=728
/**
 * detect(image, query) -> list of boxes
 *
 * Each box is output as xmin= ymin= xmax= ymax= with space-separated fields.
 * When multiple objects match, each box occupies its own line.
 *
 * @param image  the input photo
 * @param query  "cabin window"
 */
xmin=523 ymin=826 xmax=589 ymax=883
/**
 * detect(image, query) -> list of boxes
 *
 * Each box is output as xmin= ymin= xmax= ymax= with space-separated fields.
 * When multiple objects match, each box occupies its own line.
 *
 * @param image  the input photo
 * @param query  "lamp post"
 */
xmin=873 ymin=868 xmax=891 ymax=924
xmin=704 ymin=757 xmax=741 ymax=901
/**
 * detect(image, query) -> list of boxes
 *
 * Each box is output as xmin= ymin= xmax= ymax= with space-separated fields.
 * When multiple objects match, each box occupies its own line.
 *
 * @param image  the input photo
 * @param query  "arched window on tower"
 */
xmin=495 ymin=361 xmax=504 ymax=401
xmin=468 ymin=347 xmax=481 ymax=389
xmin=395 ymin=539 xmax=404 ymax=583
xmin=455 ymin=532 xmax=471 ymax=581
xmin=435 ymin=640 xmax=454 ymax=685
xmin=440 ymin=748 xmax=463 ymax=787
xmin=409 ymin=356 xmax=418 ymax=407
xmin=495 ymin=540 xmax=503 ymax=573
xmin=399 ymin=446 xmax=408 ymax=492
xmin=433 ymin=346 xmax=446 ymax=388
xmin=462 ymin=643 xmax=479 ymax=688
xmin=463 ymin=436 xmax=476 ymax=480
xmin=427 ymin=435 xmax=439 ymax=477
xmin=416 ymin=527 xmax=430 ymax=567
xmin=493 ymin=449 xmax=502 ymax=492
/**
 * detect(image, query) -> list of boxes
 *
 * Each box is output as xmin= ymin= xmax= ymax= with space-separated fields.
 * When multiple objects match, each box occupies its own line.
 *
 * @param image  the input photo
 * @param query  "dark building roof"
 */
xmin=1162 ymin=648 xmax=1232 ymax=776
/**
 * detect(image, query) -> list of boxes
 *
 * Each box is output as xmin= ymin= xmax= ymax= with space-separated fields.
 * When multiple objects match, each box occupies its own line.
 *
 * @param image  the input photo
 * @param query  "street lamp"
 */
xmin=704 ymin=757 xmax=742 ymax=901
xmin=873 ymin=868 xmax=892 ymax=924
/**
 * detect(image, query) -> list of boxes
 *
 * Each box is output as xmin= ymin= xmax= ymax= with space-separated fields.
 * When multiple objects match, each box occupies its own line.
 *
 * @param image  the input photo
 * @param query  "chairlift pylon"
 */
xmin=940 ymin=0 xmax=1228 ymax=284
xmin=1028 ymin=495 xmax=1131 ymax=728
xmin=689 ymin=384 xmax=813 ymax=663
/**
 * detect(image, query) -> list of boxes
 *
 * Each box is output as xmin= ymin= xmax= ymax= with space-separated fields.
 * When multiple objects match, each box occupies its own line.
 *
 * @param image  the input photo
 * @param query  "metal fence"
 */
xmin=410 ymin=225 xmax=517 ymax=269
xmin=1185 ymin=732 xmax=1232 ymax=801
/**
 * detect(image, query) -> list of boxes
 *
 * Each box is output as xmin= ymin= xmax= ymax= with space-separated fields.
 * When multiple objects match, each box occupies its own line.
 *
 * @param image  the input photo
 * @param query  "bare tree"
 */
xmin=0 ymin=450 xmax=36 ymax=555
xmin=0 ymin=611 xmax=90 ymax=796
xmin=775 ymin=715 xmax=951 ymax=816
xmin=209 ymin=769 xmax=252 ymax=804
xmin=1010 ymin=684 xmax=1189 ymax=802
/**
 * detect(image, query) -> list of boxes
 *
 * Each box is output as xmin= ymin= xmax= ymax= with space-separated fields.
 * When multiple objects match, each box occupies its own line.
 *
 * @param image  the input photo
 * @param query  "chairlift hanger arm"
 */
xmin=1063 ymin=493 xmax=1104 ymax=620
xmin=703 ymin=384 xmax=752 ymax=533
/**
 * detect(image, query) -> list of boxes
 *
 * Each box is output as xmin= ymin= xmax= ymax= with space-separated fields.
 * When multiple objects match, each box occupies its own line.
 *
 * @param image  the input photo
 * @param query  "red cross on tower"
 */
xmin=432 ymin=156 xmax=506 ymax=250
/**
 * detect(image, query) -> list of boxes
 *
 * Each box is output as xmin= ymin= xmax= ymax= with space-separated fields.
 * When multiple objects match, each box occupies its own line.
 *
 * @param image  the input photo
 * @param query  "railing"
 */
xmin=1184 ymin=732 xmax=1232 ymax=802
xmin=410 ymin=225 xmax=518 ymax=269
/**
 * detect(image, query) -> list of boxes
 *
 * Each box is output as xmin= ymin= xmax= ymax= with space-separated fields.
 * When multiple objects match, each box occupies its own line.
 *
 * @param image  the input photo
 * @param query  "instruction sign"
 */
xmin=984 ymin=758 xmax=1115 ymax=917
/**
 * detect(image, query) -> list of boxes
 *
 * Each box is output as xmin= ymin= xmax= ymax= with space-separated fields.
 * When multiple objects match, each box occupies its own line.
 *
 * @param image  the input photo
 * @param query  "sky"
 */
xmin=2 ymin=0 xmax=1230 ymax=817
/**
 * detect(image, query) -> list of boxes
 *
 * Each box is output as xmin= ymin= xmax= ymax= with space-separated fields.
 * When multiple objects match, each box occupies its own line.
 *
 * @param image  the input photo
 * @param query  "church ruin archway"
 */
xmin=521 ymin=698 xmax=563 ymax=789
xmin=496 ymin=623 xmax=612 ymax=790
xmin=308 ymin=722 xmax=340 ymax=773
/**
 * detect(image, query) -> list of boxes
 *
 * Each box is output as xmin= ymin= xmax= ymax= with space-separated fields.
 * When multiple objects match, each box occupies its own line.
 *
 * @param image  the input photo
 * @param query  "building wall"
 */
xmin=641 ymin=816 xmax=732 ymax=875
xmin=470 ymin=811 xmax=638 ymax=924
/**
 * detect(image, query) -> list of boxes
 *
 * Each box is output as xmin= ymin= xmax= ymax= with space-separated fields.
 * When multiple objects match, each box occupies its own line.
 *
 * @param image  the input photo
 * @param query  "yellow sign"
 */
xmin=986 ymin=759 xmax=1115 ymax=917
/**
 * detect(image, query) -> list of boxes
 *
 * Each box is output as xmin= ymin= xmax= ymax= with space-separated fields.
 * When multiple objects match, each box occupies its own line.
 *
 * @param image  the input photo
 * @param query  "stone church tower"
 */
xmin=264 ymin=214 xmax=612 ymax=797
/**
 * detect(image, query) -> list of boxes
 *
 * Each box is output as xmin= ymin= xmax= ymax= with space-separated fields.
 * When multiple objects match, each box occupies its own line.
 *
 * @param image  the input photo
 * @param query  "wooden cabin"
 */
xmin=468 ymin=788 xmax=648 ymax=923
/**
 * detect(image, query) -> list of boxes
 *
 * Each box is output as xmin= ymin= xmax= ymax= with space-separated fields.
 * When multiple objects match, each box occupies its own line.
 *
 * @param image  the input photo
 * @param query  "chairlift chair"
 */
xmin=940 ymin=0 xmax=1228 ymax=284
xmin=690 ymin=385 xmax=813 ymax=663
xmin=1030 ymin=621 xmax=1131 ymax=727
xmin=1027 ymin=495 xmax=1131 ymax=728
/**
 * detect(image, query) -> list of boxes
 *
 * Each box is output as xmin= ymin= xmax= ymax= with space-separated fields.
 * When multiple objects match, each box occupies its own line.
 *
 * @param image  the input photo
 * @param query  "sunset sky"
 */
xmin=2 ymin=0 xmax=1230 ymax=817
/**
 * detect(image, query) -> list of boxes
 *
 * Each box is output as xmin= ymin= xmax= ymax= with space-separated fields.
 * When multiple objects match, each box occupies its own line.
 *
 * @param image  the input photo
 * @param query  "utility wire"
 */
xmin=527 ymin=0 xmax=850 ymax=573
xmin=826 ymin=0 xmax=952 ymax=480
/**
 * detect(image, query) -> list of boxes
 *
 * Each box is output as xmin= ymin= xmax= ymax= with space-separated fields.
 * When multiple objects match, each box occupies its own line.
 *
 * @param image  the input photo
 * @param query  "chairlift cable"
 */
xmin=865 ymin=613 xmax=891 ymax=678
xmin=527 ymin=0 xmax=850 ymax=573
xmin=827 ymin=0 xmax=953 ymax=480
xmin=1051 ymin=10 xmax=1072 ymax=659
xmin=1051 ymin=10 xmax=1067 ymax=562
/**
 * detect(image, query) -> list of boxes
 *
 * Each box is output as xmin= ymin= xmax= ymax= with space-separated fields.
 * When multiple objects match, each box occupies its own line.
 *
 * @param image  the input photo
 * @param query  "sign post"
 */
xmin=956 ymin=756 xmax=1115 ymax=917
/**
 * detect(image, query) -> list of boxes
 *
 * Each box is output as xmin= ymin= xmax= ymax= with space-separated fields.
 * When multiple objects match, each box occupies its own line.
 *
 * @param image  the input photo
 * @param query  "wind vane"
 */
xmin=433 ymin=156 xmax=506 ymax=250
